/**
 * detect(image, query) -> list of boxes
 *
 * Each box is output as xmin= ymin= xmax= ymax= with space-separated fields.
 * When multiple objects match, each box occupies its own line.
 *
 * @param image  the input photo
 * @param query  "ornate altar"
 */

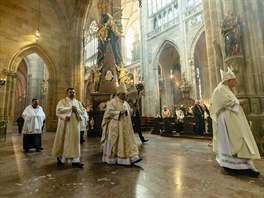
xmin=87 ymin=13 xmax=133 ymax=137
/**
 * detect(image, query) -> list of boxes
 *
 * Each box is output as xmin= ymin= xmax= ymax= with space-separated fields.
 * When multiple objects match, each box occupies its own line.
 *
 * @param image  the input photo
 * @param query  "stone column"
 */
xmin=202 ymin=0 xmax=219 ymax=93
xmin=45 ymin=78 xmax=58 ymax=132
xmin=217 ymin=0 xmax=264 ymax=156
xmin=140 ymin=0 xmax=160 ymax=116
xmin=2 ymin=69 xmax=17 ymax=133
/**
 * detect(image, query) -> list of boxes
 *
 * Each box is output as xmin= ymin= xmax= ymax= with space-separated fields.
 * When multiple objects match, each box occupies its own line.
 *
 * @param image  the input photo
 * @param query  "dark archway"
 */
xmin=193 ymin=32 xmax=209 ymax=101
xmin=8 ymin=44 xmax=56 ymax=132
xmin=157 ymin=41 xmax=181 ymax=111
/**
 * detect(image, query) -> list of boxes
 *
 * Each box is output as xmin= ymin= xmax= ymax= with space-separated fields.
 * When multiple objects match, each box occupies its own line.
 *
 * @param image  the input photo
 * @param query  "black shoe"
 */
xmin=57 ymin=157 xmax=65 ymax=166
xmin=72 ymin=162 xmax=84 ymax=168
xmin=24 ymin=149 xmax=30 ymax=152
xmin=224 ymin=167 xmax=260 ymax=177
xmin=142 ymin=139 xmax=148 ymax=143
xmin=132 ymin=158 xmax=142 ymax=164
xmin=243 ymin=169 xmax=260 ymax=177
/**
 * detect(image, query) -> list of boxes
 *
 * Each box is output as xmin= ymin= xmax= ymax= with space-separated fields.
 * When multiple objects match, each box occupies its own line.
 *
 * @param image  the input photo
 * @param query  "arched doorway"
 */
xmin=6 ymin=44 xmax=57 ymax=132
xmin=13 ymin=53 xmax=49 ymax=127
xmin=157 ymin=41 xmax=181 ymax=112
xmin=193 ymin=32 xmax=209 ymax=101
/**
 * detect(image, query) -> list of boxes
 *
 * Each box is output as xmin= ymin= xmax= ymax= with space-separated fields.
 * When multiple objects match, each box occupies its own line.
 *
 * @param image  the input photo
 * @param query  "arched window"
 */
xmin=168 ymin=8 xmax=173 ymax=21
xmin=148 ymin=0 xmax=175 ymax=16
xmin=125 ymin=28 xmax=135 ymax=65
xmin=196 ymin=67 xmax=202 ymax=99
xmin=84 ymin=20 xmax=98 ymax=66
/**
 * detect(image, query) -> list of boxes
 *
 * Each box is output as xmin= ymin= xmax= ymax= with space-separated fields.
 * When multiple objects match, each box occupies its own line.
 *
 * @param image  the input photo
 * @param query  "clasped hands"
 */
xmin=65 ymin=106 xmax=78 ymax=121
xmin=120 ymin=110 xmax=127 ymax=115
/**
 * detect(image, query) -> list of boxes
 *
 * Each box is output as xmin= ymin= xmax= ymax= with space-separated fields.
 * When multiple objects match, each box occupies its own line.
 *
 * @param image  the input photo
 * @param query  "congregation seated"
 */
xmin=161 ymin=106 xmax=171 ymax=118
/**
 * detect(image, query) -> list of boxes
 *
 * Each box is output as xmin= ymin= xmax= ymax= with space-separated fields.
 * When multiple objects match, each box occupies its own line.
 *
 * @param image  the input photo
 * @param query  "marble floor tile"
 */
xmin=0 ymin=132 xmax=263 ymax=198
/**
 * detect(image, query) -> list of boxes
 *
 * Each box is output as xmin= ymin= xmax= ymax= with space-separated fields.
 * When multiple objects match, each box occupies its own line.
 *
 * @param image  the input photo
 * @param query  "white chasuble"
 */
xmin=52 ymin=97 xmax=84 ymax=158
xmin=22 ymin=105 xmax=45 ymax=134
xmin=101 ymin=97 xmax=140 ymax=165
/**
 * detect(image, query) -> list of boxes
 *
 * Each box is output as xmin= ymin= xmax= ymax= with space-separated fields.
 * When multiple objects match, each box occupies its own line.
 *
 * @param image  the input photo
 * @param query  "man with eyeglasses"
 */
xmin=101 ymin=84 xmax=142 ymax=165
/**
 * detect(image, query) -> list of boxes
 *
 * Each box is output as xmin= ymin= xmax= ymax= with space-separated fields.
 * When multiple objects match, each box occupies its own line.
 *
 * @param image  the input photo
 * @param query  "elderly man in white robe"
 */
xmin=22 ymin=98 xmax=45 ymax=152
xmin=211 ymin=67 xmax=260 ymax=177
xmin=101 ymin=84 xmax=142 ymax=165
xmin=52 ymin=88 xmax=86 ymax=168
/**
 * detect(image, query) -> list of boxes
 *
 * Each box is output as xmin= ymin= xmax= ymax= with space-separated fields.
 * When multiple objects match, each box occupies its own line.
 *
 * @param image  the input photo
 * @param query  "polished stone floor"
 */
xmin=0 ymin=132 xmax=263 ymax=198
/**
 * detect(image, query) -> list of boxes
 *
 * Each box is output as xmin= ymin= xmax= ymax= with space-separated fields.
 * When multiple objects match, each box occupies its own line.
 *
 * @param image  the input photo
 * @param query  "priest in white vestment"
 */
xmin=52 ymin=88 xmax=86 ymax=168
xmin=211 ymin=67 xmax=260 ymax=177
xmin=22 ymin=98 xmax=46 ymax=152
xmin=101 ymin=84 xmax=142 ymax=165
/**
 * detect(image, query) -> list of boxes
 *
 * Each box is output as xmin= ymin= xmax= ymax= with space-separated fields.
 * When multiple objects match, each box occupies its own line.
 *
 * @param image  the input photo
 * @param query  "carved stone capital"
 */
xmin=2 ymin=69 xmax=17 ymax=78
xmin=225 ymin=55 xmax=245 ymax=96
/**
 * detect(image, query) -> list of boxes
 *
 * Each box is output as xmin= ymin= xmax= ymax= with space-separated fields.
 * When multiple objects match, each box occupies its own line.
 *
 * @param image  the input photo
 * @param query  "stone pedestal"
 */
xmin=179 ymin=85 xmax=191 ymax=99
xmin=88 ymin=44 xmax=119 ymax=137
xmin=225 ymin=55 xmax=245 ymax=97
xmin=178 ymin=85 xmax=194 ymax=107
xmin=98 ymin=44 xmax=118 ymax=94
xmin=248 ymin=114 xmax=264 ymax=157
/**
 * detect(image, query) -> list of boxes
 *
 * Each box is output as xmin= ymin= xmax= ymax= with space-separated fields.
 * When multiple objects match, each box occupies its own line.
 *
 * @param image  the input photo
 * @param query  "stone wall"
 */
xmin=202 ymin=0 xmax=264 ymax=155
xmin=0 ymin=0 xmax=90 ymax=132
xmin=140 ymin=0 xmax=205 ymax=116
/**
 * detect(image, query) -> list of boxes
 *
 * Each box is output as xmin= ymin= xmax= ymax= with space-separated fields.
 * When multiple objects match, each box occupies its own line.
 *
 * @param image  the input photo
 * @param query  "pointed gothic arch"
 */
xmin=188 ymin=27 xmax=210 ymax=101
xmin=153 ymin=39 xmax=180 ymax=70
xmin=189 ymin=25 xmax=204 ymax=57
xmin=6 ymin=44 xmax=57 ymax=131
xmin=8 ymin=44 xmax=56 ymax=78
xmin=153 ymin=39 xmax=181 ymax=111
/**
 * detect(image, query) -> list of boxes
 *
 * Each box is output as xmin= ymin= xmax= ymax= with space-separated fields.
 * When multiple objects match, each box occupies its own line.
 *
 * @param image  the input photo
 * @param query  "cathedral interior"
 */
xmin=0 ymin=0 xmax=264 ymax=197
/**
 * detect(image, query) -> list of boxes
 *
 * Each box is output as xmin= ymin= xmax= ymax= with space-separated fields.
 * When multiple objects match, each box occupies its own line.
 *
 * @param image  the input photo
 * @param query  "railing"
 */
xmin=147 ymin=16 xmax=180 ymax=39
xmin=185 ymin=3 xmax=202 ymax=18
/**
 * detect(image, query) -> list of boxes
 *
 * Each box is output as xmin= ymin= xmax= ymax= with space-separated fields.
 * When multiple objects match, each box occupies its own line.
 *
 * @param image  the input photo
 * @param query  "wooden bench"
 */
xmin=140 ymin=116 xmax=154 ymax=131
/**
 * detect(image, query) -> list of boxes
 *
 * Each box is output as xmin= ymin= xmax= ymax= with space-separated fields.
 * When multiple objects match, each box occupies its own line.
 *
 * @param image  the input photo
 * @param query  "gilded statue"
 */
xmin=97 ymin=13 xmax=123 ymax=66
xmin=90 ymin=65 xmax=102 ymax=92
xmin=116 ymin=63 xmax=132 ymax=85
xmin=86 ymin=100 xmax=93 ymax=112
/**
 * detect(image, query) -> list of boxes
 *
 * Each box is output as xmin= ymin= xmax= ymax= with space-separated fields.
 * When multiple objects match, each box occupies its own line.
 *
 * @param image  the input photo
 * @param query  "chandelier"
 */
xmin=35 ymin=0 xmax=41 ymax=41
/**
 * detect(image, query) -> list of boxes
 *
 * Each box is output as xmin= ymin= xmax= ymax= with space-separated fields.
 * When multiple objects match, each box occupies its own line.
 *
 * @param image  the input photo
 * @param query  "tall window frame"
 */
xmin=84 ymin=20 xmax=98 ymax=66
xmin=148 ymin=0 xmax=175 ymax=16
xmin=125 ymin=28 xmax=135 ymax=65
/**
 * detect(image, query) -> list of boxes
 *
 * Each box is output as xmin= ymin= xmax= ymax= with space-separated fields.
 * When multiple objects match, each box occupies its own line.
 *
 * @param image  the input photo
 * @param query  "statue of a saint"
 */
xmin=90 ymin=65 xmax=102 ymax=92
xmin=97 ymin=13 xmax=123 ymax=66
xmin=221 ymin=11 xmax=242 ymax=57
xmin=180 ymin=73 xmax=189 ymax=87
xmin=116 ymin=63 xmax=132 ymax=85
xmin=86 ymin=100 xmax=93 ymax=112
xmin=42 ymin=80 xmax=47 ymax=96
